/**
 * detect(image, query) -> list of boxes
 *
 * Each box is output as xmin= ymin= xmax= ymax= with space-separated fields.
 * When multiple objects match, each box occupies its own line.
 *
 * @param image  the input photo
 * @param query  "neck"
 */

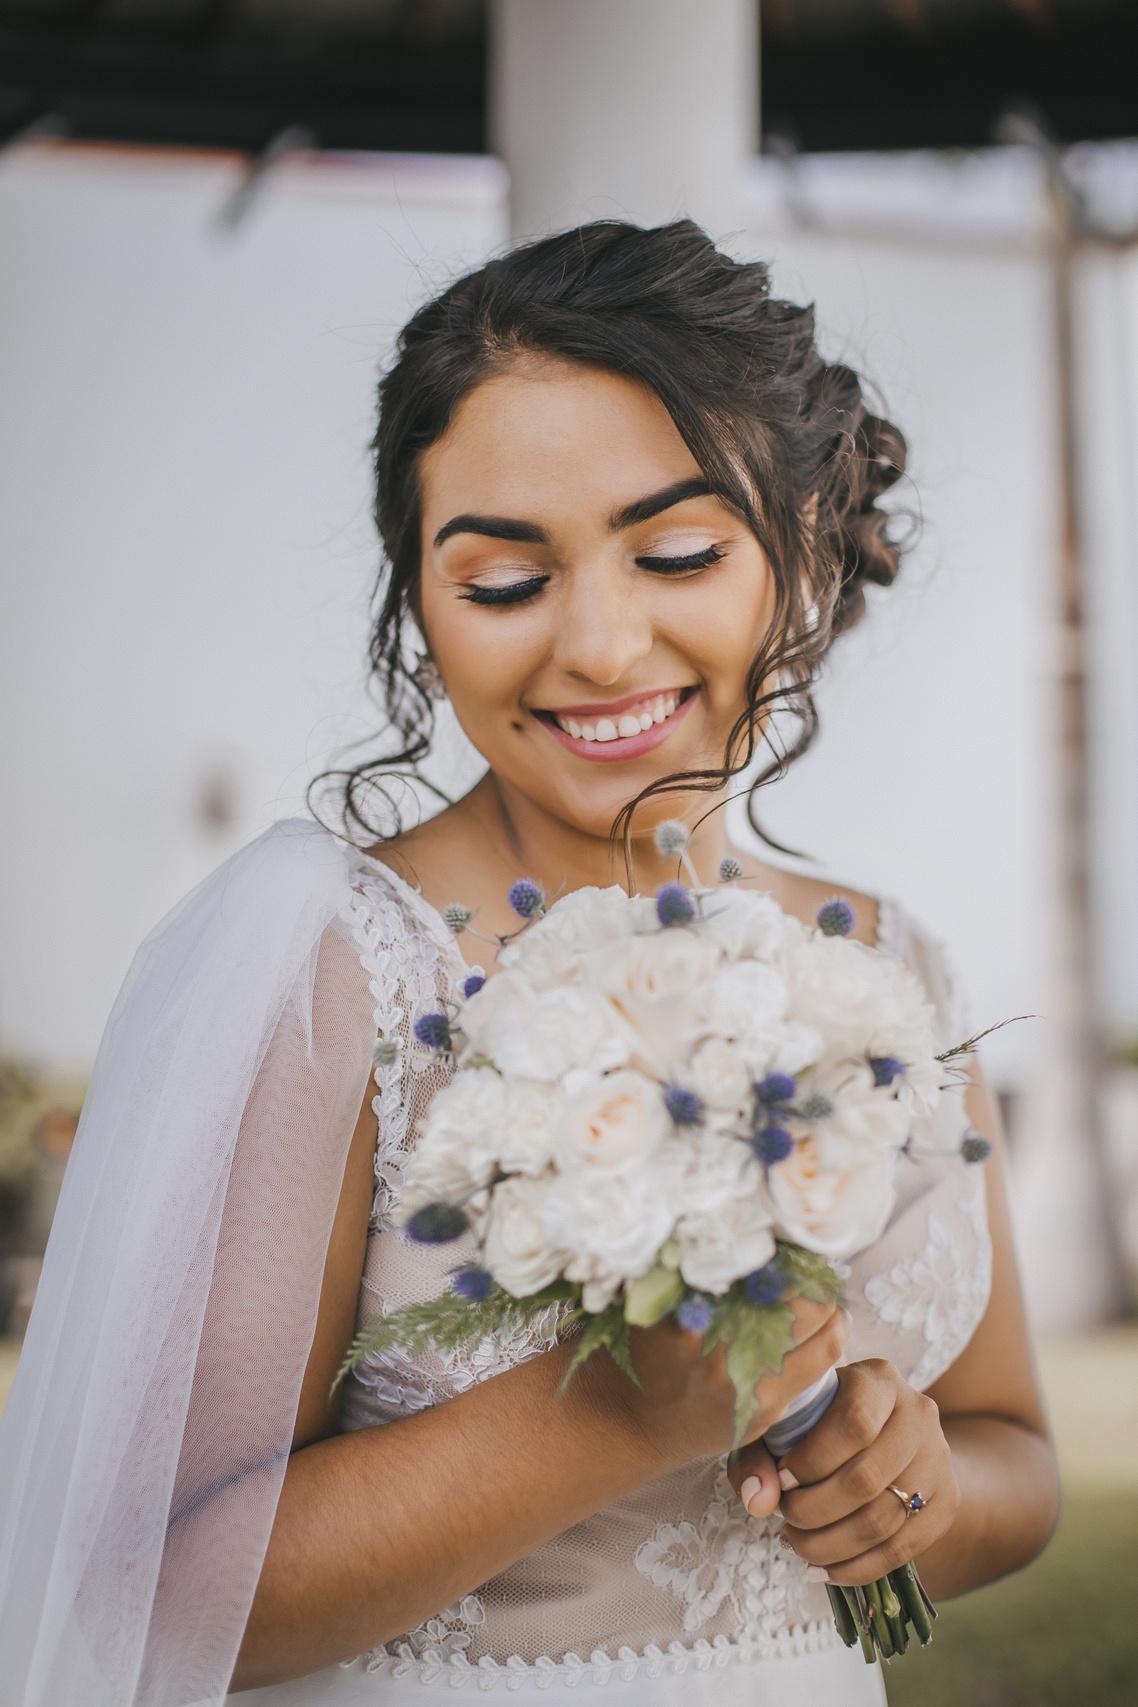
xmin=463 ymin=770 xmax=739 ymax=900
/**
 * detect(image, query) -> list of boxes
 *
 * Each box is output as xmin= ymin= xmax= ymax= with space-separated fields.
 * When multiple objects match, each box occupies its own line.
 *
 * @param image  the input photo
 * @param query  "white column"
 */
xmin=489 ymin=0 xmax=758 ymax=246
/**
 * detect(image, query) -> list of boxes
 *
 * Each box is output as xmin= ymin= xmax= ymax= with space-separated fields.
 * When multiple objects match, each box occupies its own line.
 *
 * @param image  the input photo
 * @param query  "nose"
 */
xmin=550 ymin=564 xmax=655 ymax=688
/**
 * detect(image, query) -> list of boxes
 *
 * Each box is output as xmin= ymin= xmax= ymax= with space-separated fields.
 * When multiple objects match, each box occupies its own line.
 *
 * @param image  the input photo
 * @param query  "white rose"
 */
xmin=482 ymin=1176 xmax=567 ymax=1297
xmin=764 ymin=1131 xmax=898 ymax=1260
xmin=405 ymin=1066 xmax=506 ymax=1200
xmin=686 ymin=1035 xmax=753 ymax=1116
xmin=553 ymin=1067 xmax=672 ymax=1172
xmin=587 ymin=928 xmax=725 ymax=1077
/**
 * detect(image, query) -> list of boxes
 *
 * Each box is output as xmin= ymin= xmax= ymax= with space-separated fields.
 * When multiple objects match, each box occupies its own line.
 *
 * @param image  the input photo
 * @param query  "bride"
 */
xmin=0 ymin=218 xmax=1058 ymax=1706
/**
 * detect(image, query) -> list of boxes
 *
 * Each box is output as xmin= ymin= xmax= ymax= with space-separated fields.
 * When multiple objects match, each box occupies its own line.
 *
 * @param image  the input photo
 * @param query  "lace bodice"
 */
xmin=332 ymin=848 xmax=992 ymax=1691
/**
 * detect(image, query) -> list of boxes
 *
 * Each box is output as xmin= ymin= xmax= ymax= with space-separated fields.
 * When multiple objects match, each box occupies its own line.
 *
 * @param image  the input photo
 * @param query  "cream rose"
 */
xmin=553 ymin=1067 xmax=672 ymax=1172
xmin=764 ymin=1131 xmax=898 ymax=1260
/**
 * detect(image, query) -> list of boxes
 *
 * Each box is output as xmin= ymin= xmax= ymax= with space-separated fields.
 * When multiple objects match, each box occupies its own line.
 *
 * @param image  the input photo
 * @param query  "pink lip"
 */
xmin=532 ymin=685 xmax=698 ymax=762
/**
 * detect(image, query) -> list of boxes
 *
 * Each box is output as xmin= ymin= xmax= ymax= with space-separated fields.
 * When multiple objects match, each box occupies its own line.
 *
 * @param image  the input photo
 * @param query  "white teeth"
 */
xmin=552 ymin=690 xmax=685 ymax=741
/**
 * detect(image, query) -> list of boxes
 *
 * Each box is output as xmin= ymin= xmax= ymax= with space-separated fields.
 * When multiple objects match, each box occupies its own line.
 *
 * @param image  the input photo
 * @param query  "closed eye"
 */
xmin=456 ymin=543 xmax=727 ymax=606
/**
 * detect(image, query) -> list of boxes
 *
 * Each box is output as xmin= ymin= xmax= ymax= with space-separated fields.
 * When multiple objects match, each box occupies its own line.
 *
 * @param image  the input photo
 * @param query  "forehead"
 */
xmin=418 ymin=358 xmax=702 ymax=520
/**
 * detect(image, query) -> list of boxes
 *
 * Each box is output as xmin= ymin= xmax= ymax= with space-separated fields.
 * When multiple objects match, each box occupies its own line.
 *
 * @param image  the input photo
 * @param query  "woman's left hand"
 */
xmin=725 ymin=1358 xmax=961 ymax=1587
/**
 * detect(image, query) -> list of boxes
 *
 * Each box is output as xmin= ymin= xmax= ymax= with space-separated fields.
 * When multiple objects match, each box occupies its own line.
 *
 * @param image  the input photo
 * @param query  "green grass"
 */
xmin=886 ymin=1328 xmax=1138 ymax=1707
xmin=1 ymin=1326 xmax=1136 ymax=1703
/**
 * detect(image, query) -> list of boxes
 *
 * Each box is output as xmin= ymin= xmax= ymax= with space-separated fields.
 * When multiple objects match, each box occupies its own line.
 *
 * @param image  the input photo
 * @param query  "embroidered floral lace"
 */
xmin=333 ymin=851 xmax=992 ymax=1690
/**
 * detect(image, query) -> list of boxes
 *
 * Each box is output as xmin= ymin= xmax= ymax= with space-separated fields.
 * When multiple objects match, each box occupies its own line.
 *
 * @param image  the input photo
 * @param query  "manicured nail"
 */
xmin=778 ymin=1467 xmax=800 ymax=1491
xmin=740 ymin=1475 xmax=763 ymax=1514
xmin=804 ymin=1565 xmax=830 ymax=1583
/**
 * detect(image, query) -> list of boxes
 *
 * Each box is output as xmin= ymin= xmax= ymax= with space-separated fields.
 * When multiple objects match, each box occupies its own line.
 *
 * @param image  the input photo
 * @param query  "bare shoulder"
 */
xmin=724 ymin=847 xmax=882 ymax=949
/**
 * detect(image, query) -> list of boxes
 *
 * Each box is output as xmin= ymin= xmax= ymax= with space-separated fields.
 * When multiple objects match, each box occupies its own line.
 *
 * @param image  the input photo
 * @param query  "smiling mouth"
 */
xmin=532 ymin=685 xmax=697 ymax=744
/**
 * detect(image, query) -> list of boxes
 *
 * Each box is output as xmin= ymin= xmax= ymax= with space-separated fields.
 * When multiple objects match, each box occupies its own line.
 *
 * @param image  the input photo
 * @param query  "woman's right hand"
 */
xmin=578 ymin=1296 xmax=851 ymax=1475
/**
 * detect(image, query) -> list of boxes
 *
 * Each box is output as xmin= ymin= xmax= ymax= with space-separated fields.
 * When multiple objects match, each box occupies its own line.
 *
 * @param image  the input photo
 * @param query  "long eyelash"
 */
xmin=457 ymin=543 xmax=727 ymax=607
xmin=637 ymin=544 xmax=727 ymax=572
xmin=457 ymin=576 xmax=550 ymax=606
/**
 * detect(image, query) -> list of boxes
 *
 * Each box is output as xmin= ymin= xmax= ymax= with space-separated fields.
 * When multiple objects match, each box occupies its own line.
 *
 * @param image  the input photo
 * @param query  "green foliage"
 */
xmin=773 ymin=1242 xmax=845 ymax=1307
xmin=331 ymin=1279 xmax=578 ymax=1396
xmin=558 ymin=1304 xmax=644 ymax=1396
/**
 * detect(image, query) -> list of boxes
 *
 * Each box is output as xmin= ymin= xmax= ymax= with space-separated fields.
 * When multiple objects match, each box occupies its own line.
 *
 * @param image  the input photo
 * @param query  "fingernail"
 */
xmin=740 ymin=1475 xmax=763 ymax=1514
xmin=804 ymin=1565 xmax=830 ymax=1584
xmin=778 ymin=1468 xmax=799 ymax=1491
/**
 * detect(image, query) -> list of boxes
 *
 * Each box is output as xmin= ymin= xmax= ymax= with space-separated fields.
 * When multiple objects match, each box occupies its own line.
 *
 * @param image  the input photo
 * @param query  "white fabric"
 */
xmin=0 ymin=816 xmax=989 ymax=1706
xmin=0 ymin=820 xmax=377 ymax=1707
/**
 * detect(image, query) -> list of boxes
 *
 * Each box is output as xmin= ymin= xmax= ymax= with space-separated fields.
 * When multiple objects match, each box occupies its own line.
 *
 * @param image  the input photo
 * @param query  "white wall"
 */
xmin=2 ymin=141 xmax=1135 ymax=1107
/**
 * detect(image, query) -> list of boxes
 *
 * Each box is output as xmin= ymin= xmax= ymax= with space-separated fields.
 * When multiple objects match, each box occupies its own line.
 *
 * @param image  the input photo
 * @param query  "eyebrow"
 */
xmin=431 ymin=475 xmax=719 ymax=550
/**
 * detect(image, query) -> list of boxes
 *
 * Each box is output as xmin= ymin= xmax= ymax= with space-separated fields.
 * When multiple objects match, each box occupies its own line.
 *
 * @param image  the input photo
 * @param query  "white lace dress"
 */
xmin=236 ymin=845 xmax=992 ymax=1706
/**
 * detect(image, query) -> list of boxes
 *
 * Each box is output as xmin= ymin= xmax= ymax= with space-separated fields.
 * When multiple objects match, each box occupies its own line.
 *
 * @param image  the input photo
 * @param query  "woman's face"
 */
xmin=416 ymin=356 xmax=777 ymax=841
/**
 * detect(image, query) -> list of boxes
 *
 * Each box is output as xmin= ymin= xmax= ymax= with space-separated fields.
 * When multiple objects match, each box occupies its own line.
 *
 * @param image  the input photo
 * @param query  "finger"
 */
xmin=775 ymin=1359 xmax=898 ymax=1489
xmin=787 ymin=1296 xmax=844 ymax=1348
xmin=726 ymin=1441 xmax=780 ymax=1517
xmin=821 ymin=1478 xmax=953 ymax=1587
xmin=778 ymin=1394 xmax=923 ymax=1531
xmin=780 ymin=1481 xmax=909 ymax=1566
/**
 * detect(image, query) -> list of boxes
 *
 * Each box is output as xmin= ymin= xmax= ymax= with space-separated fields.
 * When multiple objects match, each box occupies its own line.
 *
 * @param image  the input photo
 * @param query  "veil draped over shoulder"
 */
xmin=0 ymin=818 xmax=378 ymax=1706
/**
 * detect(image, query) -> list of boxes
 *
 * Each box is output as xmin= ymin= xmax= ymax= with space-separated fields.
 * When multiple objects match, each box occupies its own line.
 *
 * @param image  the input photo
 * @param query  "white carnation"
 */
xmin=678 ymin=1185 xmax=777 ymax=1294
xmin=497 ymin=885 xmax=635 ymax=989
xmin=482 ymin=1175 xmax=568 ymax=1297
xmin=543 ymin=1164 xmax=676 ymax=1290
xmin=405 ymin=1066 xmax=506 ymax=1200
xmin=698 ymin=887 xmax=804 ymax=962
xmin=465 ymin=974 xmax=630 ymax=1082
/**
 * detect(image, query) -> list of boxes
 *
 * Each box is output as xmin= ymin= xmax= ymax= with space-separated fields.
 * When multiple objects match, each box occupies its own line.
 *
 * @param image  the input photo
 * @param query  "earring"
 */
xmin=412 ymin=651 xmax=447 ymax=701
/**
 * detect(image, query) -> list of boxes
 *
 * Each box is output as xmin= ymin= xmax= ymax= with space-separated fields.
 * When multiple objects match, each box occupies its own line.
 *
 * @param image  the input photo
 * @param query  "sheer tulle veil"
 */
xmin=0 ymin=818 xmax=377 ymax=1706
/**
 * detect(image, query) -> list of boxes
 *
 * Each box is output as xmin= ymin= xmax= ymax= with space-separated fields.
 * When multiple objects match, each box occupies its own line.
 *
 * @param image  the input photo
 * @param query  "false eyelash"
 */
xmin=457 ymin=543 xmax=728 ymax=607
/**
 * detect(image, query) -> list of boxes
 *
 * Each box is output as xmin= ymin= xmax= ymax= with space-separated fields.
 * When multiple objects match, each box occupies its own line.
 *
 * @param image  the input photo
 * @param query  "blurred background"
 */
xmin=1 ymin=3 xmax=1136 ymax=1701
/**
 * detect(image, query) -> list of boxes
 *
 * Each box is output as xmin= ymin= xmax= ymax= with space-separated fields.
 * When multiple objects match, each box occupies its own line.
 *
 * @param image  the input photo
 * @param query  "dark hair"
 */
xmin=307 ymin=216 xmax=912 ymax=881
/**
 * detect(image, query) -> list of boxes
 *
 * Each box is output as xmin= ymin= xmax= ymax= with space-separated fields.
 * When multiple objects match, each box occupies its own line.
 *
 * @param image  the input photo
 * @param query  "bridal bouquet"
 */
xmin=334 ymin=822 xmax=998 ymax=1665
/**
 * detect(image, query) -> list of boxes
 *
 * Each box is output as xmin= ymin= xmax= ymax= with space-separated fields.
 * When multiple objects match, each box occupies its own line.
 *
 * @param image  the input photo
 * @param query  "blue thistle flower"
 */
xmin=868 ymin=1054 xmax=906 ymax=1088
xmin=961 ymin=1131 xmax=992 ymax=1164
xmin=797 ymin=1090 xmax=833 ymax=1120
xmin=718 ymin=856 xmax=743 ymax=882
xmin=405 ymin=1202 xmax=469 ymax=1243
xmin=756 ymin=1071 xmax=797 ymax=1107
xmin=654 ymin=819 xmax=691 ymax=857
xmin=676 ymin=1293 xmax=714 ymax=1333
xmin=664 ymin=1084 xmax=704 ymax=1126
xmin=751 ymin=1123 xmax=795 ymax=1167
xmin=452 ymin=1264 xmax=494 ymax=1300
xmin=508 ymin=877 xmax=545 ymax=918
xmin=743 ymin=1260 xmax=786 ymax=1305
xmin=443 ymin=902 xmax=473 ymax=933
xmin=817 ymin=898 xmax=855 ymax=936
xmin=413 ymin=1012 xmax=452 ymax=1051
xmin=462 ymin=972 xmax=486 ymax=999
xmin=656 ymin=882 xmax=695 ymax=926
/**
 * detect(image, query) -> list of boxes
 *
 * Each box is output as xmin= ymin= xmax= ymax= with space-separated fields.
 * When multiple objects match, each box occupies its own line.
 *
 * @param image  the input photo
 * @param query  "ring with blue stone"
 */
xmin=888 ymin=1485 xmax=929 ymax=1517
